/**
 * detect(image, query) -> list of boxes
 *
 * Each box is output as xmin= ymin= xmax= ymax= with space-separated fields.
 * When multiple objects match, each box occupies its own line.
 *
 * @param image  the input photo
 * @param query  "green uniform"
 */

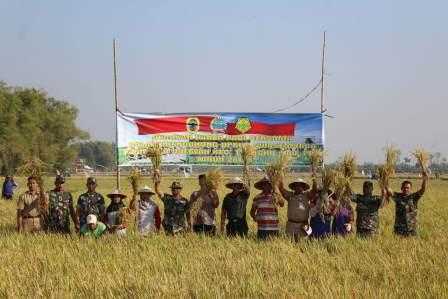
xmin=393 ymin=192 xmax=422 ymax=236
xmin=162 ymin=194 xmax=189 ymax=234
xmin=77 ymin=192 xmax=105 ymax=227
xmin=47 ymin=190 xmax=75 ymax=234
xmin=80 ymin=222 xmax=107 ymax=237
xmin=352 ymin=194 xmax=382 ymax=236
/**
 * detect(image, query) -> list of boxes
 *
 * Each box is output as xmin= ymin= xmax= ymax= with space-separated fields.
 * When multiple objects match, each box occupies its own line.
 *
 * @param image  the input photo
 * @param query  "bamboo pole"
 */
xmin=113 ymin=38 xmax=121 ymax=189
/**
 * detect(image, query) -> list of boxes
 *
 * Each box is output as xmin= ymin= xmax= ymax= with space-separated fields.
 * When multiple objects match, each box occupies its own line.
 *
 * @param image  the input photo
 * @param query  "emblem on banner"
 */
xmin=235 ymin=117 xmax=251 ymax=134
xmin=186 ymin=117 xmax=200 ymax=133
xmin=210 ymin=117 xmax=227 ymax=132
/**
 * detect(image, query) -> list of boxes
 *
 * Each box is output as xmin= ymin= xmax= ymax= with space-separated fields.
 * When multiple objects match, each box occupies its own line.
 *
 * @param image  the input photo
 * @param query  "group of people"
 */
xmin=15 ymin=171 xmax=428 ymax=239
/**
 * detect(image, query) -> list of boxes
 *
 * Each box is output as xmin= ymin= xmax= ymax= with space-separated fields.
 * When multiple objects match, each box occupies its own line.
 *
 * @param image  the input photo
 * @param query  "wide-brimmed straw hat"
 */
xmin=138 ymin=186 xmax=155 ymax=195
xmin=225 ymin=177 xmax=245 ymax=189
xmin=254 ymin=177 xmax=272 ymax=190
xmin=107 ymin=189 xmax=127 ymax=199
xmin=288 ymin=178 xmax=310 ymax=191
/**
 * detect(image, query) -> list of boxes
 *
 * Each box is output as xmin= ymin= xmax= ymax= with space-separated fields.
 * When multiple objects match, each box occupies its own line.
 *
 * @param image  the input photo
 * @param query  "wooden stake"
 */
xmin=113 ymin=38 xmax=121 ymax=189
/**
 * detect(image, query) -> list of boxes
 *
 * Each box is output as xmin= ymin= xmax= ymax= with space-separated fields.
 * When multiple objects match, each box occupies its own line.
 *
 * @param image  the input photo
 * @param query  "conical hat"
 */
xmin=288 ymin=178 xmax=310 ymax=190
xmin=138 ymin=186 xmax=155 ymax=195
xmin=225 ymin=177 xmax=245 ymax=189
xmin=254 ymin=177 xmax=272 ymax=190
xmin=107 ymin=189 xmax=127 ymax=199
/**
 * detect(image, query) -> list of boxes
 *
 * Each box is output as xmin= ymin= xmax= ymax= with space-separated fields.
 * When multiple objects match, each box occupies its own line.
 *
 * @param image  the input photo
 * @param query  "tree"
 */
xmin=0 ymin=82 xmax=89 ymax=174
xmin=79 ymin=141 xmax=116 ymax=170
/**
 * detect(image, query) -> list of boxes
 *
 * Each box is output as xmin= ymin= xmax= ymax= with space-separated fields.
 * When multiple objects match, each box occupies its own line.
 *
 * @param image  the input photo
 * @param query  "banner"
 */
xmin=117 ymin=112 xmax=324 ymax=167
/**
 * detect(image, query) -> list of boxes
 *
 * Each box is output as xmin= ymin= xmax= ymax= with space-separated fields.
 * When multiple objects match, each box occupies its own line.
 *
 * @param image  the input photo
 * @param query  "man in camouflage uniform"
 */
xmin=350 ymin=181 xmax=384 ymax=236
xmin=17 ymin=176 xmax=45 ymax=234
xmin=386 ymin=175 xmax=428 ymax=237
xmin=46 ymin=175 xmax=78 ymax=234
xmin=154 ymin=173 xmax=189 ymax=235
xmin=76 ymin=177 xmax=105 ymax=228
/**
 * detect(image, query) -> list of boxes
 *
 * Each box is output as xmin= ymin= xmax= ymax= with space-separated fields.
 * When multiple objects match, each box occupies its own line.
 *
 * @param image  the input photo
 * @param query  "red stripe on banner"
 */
xmin=135 ymin=116 xmax=215 ymax=135
xmin=225 ymin=122 xmax=296 ymax=136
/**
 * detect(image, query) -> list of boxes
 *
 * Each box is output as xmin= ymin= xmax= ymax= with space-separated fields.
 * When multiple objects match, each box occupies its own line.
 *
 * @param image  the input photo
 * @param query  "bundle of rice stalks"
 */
xmin=116 ymin=207 xmax=131 ymax=227
xmin=17 ymin=158 xmax=48 ymax=212
xmin=341 ymin=153 xmax=357 ymax=181
xmin=266 ymin=153 xmax=290 ymax=205
xmin=241 ymin=143 xmax=256 ymax=185
xmin=413 ymin=149 xmax=430 ymax=176
xmin=333 ymin=171 xmax=348 ymax=203
xmin=307 ymin=148 xmax=324 ymax=175
xmin=205 ymin=168 xmax=224 ymax=191
xmin=385 ymin=145 xmax=400 ymax=169
xmin=146 ymin=143 xmax=162 ymax=175
xmin=321 ymin=167 xmax=335 ymax=192
xmin=377 ymin=145 xmax=400 ymax=189
xmin=128 ymin=167 xmax=141 ymax=196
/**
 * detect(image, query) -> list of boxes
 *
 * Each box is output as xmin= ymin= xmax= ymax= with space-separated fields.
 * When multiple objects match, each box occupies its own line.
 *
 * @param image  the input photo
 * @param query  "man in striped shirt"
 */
xmin=250 ymin=177 xmax=284 ymax=240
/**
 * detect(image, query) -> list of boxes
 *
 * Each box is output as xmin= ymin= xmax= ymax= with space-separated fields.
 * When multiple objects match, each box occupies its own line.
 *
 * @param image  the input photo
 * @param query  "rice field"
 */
xmin=0 ymin=175 xmax=447 ymax=298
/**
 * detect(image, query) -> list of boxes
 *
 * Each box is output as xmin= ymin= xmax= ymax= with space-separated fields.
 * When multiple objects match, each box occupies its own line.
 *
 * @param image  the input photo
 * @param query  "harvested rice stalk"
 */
xmin=413 ymin=149 xmax=430 ymax=176
xmin=333 ymin=171 xmax=348 ymax=204
xmin=17 ymin=158 xmax=48 ymax=213
xmin=307 ymin=148 xmax=324 ymax=176
xmin=266 ymin=153 xmax=290 ymax=205
xmin=341 ymin=153 xmax=357 ymax=181
xmin=205 ymin=168 xmax=224 ymax=191
xmin=146 ymin=143 xmax=162 ymax=180
xmin=128 ymin=167 xmax=141 ymax=197
xmin=116 ymin=207 xmax=131 ymax=227
xmin=318 ymin=167 xmax=335 ymax=218
xmin=377 ymin=145 xmax=400 ymax=190
xmin=241 ymin=143 xmax=256 ymax=185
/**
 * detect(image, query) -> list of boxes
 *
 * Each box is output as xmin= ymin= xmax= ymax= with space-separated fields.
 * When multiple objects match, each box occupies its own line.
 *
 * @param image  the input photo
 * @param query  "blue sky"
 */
xmin=0 ymin=1 xmax=446 ymax=162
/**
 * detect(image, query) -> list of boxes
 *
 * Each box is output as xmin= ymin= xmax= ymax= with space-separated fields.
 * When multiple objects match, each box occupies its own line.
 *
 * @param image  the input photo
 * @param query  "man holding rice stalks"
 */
xmin=76 ymin=177 xmax=105 ymax=230
xmin=189 ymin=174 xmax=219 ymax=236
xmin=129 ymin=186 xmax=161 ymax=235
xmin=348 ymin=181 xmax=385 ymax=237
xmin=221 ymin=177 xmax=250 ymax=237
xmin=46 ymin=175 xmax=78 ymax=234
xmin=250 ymin=177 xmax=284 ymax=240
xmin=279 ymin=177 xmax=316 ymax=242
xmin=154 ymin=172 xmax=189 ymax=235
xmin=17 ymin=176 xmax=45 ymax=234
xmin=385 ymin=175 xmax=428 ymax=237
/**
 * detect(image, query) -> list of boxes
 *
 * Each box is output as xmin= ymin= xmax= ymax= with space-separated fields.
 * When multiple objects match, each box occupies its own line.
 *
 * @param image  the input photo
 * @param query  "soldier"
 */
xmin=16 ymin=176 xmax=44 ymax=234
xmin=129 ymin=186 xmax=161 ymax=235
xmin=350 ymin=181 xmax=384 ymax=236
xmin=221 ymin=177 xmax=250 ymax=237
xmin=250 ymin=177 xmax=284 ymax=240
xmin=189 ymin=174 xmax=219 ymax=235
xmin=385 ymin=175 xmax=428 ymax=237
xmin=76 ymin=177 xmax=105 ymax=229
xmin=154 ymin=172 xmax=189 ymax=235
xmin=46 ymin=175 xmax=78 ymax=234
xmin=279 ymin=178 xmax=316 ymax=242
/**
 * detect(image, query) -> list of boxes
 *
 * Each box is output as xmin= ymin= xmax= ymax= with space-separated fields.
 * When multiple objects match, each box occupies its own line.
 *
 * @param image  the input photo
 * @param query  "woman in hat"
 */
xmin=130 ymin=186 xmax=161 ymax=235
xmin=250 ymin=177 xmax=284 ymax=240
xmin=104 ymin=189 xmax=129 ymax=236
xmin=279 ymin=177 xmax=316 ymax=242
xmin=221 ymin=177 xmax=250 ymax=237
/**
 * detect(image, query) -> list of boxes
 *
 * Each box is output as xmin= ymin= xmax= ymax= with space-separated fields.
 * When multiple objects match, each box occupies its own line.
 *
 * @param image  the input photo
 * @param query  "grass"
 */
xmin=1 ymin=176 xmax=447 ymax=298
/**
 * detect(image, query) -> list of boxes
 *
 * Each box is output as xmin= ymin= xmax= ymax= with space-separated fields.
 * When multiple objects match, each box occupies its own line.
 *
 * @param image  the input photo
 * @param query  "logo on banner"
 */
xmin=186 ymin=117 xmax=200 ymax=133
xmin=235 ymin=117 xmax=251 ymax=133
xmin=210 ymin=117 xmax=227 ymax=132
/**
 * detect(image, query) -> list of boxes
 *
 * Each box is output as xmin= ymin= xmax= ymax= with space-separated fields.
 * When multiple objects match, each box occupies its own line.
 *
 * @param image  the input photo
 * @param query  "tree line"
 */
xmin=0 ymin=81 xmax=116 ymax=175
